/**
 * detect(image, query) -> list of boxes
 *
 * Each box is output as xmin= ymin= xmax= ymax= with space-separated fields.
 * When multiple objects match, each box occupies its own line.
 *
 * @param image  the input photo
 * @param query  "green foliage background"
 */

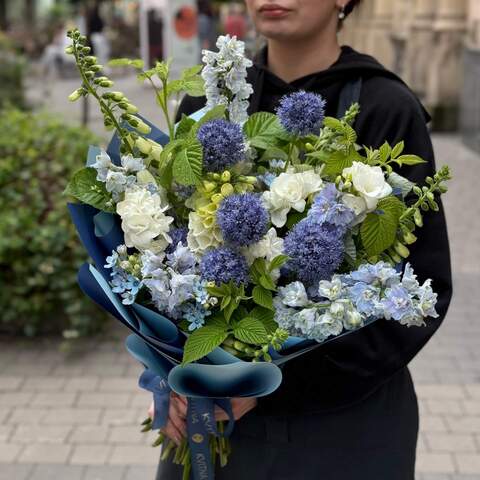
xmin=0 ymin=33 xmax=25 ymax=109
xmin=0 ymin=109 xmax=106 ymax=337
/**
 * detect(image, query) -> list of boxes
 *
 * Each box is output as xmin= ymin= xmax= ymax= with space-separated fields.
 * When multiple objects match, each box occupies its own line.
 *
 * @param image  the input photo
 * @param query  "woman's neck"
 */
xmin=266 ymin=34 xmax=341 ymax=84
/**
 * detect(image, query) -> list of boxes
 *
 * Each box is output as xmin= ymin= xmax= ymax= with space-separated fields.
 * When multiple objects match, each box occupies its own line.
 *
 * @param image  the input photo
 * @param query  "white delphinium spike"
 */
xmin=202 ymin=35 xmax=253 ymax=125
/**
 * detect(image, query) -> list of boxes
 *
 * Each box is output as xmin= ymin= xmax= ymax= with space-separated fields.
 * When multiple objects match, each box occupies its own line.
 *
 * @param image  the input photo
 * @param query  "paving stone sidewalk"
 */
xmin=1 ymin=92 xmax=479 ymax=480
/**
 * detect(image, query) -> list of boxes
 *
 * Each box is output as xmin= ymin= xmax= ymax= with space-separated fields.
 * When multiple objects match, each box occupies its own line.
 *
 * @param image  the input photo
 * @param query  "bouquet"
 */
xmin=64 ymin=30 xmax=451 ymax=480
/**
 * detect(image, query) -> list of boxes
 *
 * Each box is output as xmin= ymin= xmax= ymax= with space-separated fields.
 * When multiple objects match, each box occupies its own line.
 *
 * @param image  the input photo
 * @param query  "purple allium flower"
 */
xmin=284 ymin=218 xmax=344 ymax=285
xmin=216 ymin=193 xmax=269 ymax=247
xmin=200 ymin=247 xmax=249 ymax=285
xmin=309 ymin=183 xmax=355 ymax=231
xmin=197 ymin=119 xmax=246 ymax=172
xmin=166 ymin=227 xmax=188 ymax=254
xmin=276 ymin=90 xmax=326 ymax=136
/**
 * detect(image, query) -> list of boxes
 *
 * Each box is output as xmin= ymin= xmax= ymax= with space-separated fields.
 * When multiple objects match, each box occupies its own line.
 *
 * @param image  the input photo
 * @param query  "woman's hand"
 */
xmin=148 ymin=392 xmax=187 ymax=446
xmin=148 ymin=395 xmax=258 ymax=444
xmin=215 ymin=397 xmax=258 ymax=421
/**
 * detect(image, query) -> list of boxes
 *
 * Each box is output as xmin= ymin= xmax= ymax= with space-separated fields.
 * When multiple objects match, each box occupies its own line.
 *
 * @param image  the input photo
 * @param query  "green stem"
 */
xmin=72 ymin=41 xmax=134 ymax=155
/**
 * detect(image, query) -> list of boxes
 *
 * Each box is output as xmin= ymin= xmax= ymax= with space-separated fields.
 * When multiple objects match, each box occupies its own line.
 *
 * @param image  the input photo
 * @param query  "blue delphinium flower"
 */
xmin=197 ymin=119 xmax=246 ymax=172
xmin=165 ymin=227 xmax=189 ymax=255
xmin=216 ymin=193 xmax=269 ymax=247
xmin=348 ymin=282 xmax=382 ymax=317
xmin=382 ymin=285 xmax=414 ymax=322
xmin=276 ymin=90 xmax=326 ymax=136
xmin=200 ymin=247 xmax=249 ymax=285
xmin=284 ymin=218 xmax=344 ymax=285
xmin=348 ymin=261 xmax=401 ymax=287
xmin=309 ymin=183 xmax=355 ymax=231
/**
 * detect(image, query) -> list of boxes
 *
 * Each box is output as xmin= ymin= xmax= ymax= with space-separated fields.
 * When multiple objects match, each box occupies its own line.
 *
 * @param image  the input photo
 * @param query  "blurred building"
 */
xmin=341 ymin=0 xmax=480 ymax=150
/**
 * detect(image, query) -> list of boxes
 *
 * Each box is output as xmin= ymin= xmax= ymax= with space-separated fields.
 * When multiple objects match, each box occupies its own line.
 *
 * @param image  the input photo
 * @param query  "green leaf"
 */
xmin=344 ymin=233 xmax=357 ymax=263
xmin=395 ymin=154 xmax=426 ymax=166
xmin=379 ymin=142 xmax=392 ymax=163
xmin=220 ymin=295 xmax=231 ymax=311
xmin=243 ymin=112 xmax=284 ymax=150
xmin=319 ymin=147 xmax=362 ymax=176
xmin=224 ymin=298 xmax=239 ymax=323
xmin=387 ymin=172 xmax=415 ymax=198
xmin=233 ymin=317 xmax=269 ymax=345
xmin=175 ymin=115 xmax=196 ymax=140
xmin=285 ymin=210 xmax=308 ymax=229
xmin=181 ymin=64 xmax=203 ymax=79
xmin=172 ymin=140 xmax=203 ymax=185
xmin=182 ymin=77 xmax=205 ymax=97
xmin=64 ymin=167 xmax=114 ymax=212
xmin=360 ymin=196 xmax=405 ymax=256
xmin=249 ymin=307 xmax=278 ymax=334
xmin=252 ymin=286 xmax=274 ymax=311
xmin=166 ymin=79 xmax=184 ymax=96
xmin=154 ymin=59 xmax=172 ymax=82
xmin=182 ymin=325 xmax=228 ymax=365
xmin=206 ymin=284 xmax=229 ymax=297
xmin=268 ymin=254 xmax=289 ymax=272
xmin=259 ymin=147 xmax=288 ymax=164
xmin=391 ymin=141 xmax=405 ymax=159
xmin=109 ymin=58 xmax=144 ymax=69
xmin=323 ymin=117 xmax=343 ymax=130
xmin=259 ymin=274 xmax=276 ymax=291
xmin=250 ymin=258 xmax=268 ymax=285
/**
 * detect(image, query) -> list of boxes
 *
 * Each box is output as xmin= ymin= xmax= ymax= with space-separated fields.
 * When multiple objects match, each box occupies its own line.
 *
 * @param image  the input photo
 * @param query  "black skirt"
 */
xmin=156 ymin=368 xmax=418 ymax=480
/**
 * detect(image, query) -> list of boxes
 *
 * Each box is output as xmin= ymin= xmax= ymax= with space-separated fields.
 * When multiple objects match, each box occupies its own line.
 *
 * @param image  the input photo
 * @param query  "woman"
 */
xmin=155 ymin=1 xmax=452 ymax=478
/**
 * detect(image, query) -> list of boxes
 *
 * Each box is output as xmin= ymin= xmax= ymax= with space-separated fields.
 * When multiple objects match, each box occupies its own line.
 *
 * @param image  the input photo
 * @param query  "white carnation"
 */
xmin=342 ymin=162 xmax=392 ymax=211
xmin=187 ymin=211 xmax=223 ymax=253
xmin=116 ymin=188 xmax=173 ymax=252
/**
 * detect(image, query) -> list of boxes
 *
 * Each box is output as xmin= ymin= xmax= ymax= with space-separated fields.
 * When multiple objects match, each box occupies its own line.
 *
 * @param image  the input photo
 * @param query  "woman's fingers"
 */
xmin=161 ymin=420 xmax=183 ymax=446
xmin=215 ymin=397 xmax=258 ymax=421
xmin=171 ymin=394 xmax=188 ymax=418
xmin=169 ymin=399 xmax=187 ymax=437
xmin=147 ymin=400 xmax=154 ymax=419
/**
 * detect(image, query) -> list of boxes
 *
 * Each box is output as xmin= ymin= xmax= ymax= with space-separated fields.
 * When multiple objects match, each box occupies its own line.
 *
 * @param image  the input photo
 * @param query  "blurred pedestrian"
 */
xmin=86 ymin=1 xmax=110 ymax=68
xmin=223 ymin=3 xmax=247 ymax=40
xmin=197 ymin=0 xmax=218 ymax=53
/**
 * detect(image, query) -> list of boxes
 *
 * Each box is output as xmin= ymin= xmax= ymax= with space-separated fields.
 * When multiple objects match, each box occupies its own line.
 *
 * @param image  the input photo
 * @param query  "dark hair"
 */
xmin=345 ymin=0 xmax=362 ymax=17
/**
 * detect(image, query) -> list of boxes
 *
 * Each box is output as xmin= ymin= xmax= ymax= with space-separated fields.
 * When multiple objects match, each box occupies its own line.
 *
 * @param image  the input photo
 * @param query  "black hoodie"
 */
xmin=177 ymin=46 xmax=452 ymax=416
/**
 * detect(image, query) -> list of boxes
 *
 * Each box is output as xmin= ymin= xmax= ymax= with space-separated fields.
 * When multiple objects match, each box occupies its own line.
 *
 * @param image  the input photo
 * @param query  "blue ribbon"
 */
xmin=187 ymin=397 xmax=234 ymax=480
xmin=138 ymin=369 xmax=172 ymax=430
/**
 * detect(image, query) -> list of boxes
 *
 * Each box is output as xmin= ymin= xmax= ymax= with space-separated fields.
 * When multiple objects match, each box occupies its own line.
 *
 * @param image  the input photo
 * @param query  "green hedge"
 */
xmin=0 ymin=109 xmax=107 ymax=337
xmin=0 ymin=33 xmax=25 ymax=109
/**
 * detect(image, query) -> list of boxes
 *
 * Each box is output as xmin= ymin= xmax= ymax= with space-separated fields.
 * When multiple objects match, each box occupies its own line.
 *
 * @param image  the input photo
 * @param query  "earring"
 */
xmin=338 ymin=6 xmax=346 ymax=20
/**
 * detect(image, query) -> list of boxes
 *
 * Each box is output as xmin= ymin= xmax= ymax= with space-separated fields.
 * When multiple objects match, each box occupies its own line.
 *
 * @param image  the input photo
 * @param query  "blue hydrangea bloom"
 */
xmin=200 ymin=247 xmax=249 ymax=285
xmin=284 ymin=218 xmax=344 ymax=285
xmin=166 ymin=227 xmax=188 ymax=254
xmin=197 ymin=119 xmax=246 ymax=172
xmin=216 ymin=193 xmax=269 ymax=246
xmin=276 ymin=91 xmax=326 ymax=136
xmin=309 ymin=183 xmax=355 ymax=231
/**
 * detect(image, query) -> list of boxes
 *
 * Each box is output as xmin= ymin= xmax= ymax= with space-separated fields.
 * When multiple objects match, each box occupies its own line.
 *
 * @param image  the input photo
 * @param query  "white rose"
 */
xmin=242 ymin=228 xmax=284 ymax=265
xmin=341 ymin=193 xmax=368 ymax=225
xmin=116 ymin=188 xmax=173 ymax=252
xmin=342 ymin=162 xmax=392 ymax=211
xmin=262 ymin=172 xmax=323 ymax=227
